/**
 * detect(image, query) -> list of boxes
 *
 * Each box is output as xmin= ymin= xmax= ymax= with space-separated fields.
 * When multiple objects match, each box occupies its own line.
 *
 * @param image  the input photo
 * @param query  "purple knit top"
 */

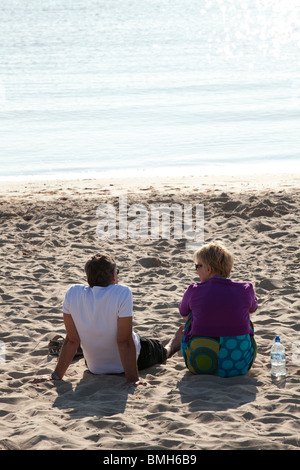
xmin=179 ymin=277 xmax=257 ymax=338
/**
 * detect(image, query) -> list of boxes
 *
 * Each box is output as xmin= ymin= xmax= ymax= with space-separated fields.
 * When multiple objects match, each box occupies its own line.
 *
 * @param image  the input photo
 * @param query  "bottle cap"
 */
xmin=275 ymin=335 xmax=280 ymax=342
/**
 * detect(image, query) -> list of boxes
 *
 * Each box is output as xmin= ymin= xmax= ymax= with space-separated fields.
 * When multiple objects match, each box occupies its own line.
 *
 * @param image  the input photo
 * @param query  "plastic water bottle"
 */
xmin=271 ymin=336 xmax=286 ymax=377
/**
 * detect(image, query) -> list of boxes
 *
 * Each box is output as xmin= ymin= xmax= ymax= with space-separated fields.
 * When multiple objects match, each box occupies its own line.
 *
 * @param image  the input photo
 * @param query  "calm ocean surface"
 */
xmin=0 ymin=0 xmax=299 ymax=181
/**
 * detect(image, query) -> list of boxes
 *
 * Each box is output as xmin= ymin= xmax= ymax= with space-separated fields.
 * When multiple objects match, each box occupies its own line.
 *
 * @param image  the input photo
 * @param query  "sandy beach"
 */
xmin=0 ymin=172 xmax=299 ymax=451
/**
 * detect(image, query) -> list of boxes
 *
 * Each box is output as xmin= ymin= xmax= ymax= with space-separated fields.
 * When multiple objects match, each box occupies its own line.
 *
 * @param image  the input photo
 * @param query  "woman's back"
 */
xmin=179 ymin=277 xmax=257 ymax=337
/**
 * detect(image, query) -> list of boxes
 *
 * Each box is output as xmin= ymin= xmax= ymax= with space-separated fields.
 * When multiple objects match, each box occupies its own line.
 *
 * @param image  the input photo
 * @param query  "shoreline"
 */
xmin=1 ymin=172 xmax=299 ymax=199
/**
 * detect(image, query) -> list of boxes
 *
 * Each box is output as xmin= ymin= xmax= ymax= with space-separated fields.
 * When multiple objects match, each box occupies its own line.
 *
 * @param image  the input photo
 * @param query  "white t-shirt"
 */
xmin=62 ymin=283 xmax=141 ymax=374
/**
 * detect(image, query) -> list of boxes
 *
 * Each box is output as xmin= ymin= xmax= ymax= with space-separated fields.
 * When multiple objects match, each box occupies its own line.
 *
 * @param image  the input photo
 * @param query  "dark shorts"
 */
xmin=137 ymin=337 xmax=167 ymax=370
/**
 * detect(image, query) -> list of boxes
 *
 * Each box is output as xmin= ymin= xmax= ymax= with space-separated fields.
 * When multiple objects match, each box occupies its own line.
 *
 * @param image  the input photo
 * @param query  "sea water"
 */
xmin=0 ymin=0 xmax=300 ymax=181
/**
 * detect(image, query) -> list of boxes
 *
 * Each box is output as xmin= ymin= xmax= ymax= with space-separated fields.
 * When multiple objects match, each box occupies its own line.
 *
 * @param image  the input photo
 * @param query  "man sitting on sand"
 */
xmin=34 ymin=253 xmax=183 ymax=386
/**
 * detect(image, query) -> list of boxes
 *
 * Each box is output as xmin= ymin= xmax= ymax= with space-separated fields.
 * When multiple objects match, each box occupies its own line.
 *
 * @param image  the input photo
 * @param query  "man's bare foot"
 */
xmin=165 ymin=325 xmax=185 ymax=358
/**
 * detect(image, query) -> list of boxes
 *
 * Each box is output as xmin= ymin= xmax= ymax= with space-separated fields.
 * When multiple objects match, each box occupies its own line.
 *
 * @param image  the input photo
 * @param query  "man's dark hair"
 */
xmin=85 ymin=253 xmax=116 ymax=287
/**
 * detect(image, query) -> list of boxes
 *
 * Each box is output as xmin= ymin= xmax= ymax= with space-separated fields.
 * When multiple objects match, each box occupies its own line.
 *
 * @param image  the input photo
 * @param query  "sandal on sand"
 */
xmin=48 ymin=335 xmax=64 ymax=356
xmin=48 ymin=335 xmax=83 ymax=357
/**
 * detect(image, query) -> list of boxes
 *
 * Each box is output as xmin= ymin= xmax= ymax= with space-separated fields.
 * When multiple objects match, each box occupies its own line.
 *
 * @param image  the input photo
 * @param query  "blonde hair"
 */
xmin=193 ymin=241 xmax=233 ymax=278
